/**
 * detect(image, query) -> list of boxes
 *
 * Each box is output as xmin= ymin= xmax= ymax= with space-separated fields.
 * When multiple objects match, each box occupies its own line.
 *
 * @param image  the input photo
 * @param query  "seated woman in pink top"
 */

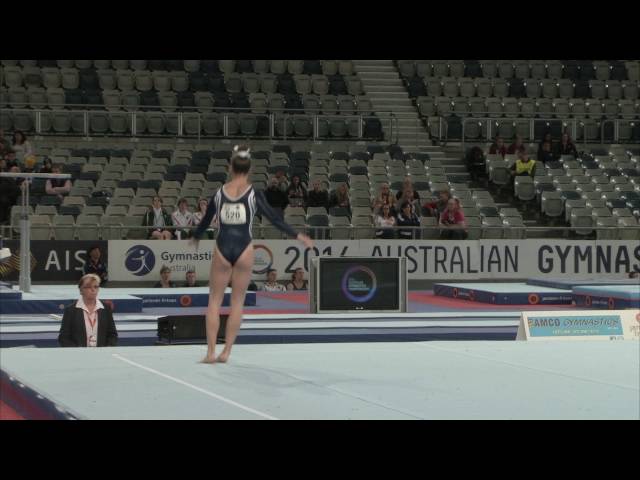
xmin=439 ymin=197 xmax=467 ymax=240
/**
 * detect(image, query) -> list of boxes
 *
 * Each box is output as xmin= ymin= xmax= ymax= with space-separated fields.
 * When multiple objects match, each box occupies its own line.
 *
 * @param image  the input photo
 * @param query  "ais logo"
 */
xmin=125 ymin=245 xmax=155 ymax=276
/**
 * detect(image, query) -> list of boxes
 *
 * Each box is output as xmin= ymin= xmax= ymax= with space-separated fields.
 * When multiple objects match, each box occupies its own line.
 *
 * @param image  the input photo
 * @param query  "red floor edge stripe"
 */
xmin=0 ymin=400 xmax=25 ymax=421
xmin=259 ymin=292 xmax=310 ymax=304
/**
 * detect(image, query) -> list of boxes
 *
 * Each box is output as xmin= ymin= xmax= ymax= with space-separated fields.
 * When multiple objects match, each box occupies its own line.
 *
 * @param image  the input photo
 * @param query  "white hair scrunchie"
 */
xmin=233 ymin=145 xmax=251 ymax=158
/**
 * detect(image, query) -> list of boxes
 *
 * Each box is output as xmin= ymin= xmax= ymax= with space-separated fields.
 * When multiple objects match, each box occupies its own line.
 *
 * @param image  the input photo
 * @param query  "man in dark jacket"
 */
xmin=0 ymin=175 xmax=21 ymax=224
xmin=264 ymin=177 xmax=289 ymax=212
xmin=306 ymin=179 xmax=329 ymax=209
xmin=537 ymin=141 xmax=555 ymax=164
xmin=465 ymin=146 xmax=487 ymax=184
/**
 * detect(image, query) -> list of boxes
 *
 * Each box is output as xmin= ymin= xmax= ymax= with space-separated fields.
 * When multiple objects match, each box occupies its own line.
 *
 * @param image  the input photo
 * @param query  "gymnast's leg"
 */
xmin=201 ymin=248 xmax=233 ymax=363
xmin=217 ymin=244 xmax=254 ymax=363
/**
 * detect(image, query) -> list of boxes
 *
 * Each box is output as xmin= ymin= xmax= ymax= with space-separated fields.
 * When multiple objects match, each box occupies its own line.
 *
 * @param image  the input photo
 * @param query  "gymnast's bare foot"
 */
xmin=216 ymin=351 xmax=230 ymax=363
xmin=201 ymin=354 xmax=216 ymax=364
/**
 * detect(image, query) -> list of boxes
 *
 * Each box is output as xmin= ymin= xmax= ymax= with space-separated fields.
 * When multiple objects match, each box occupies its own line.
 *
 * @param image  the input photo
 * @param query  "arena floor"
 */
xmin=1 ymin=340 xmax=638 ymax=420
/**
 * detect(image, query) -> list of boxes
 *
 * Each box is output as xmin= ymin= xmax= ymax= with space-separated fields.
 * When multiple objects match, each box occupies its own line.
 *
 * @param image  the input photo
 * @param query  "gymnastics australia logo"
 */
xmin=125 ymin=245 xmax=156 ymax=276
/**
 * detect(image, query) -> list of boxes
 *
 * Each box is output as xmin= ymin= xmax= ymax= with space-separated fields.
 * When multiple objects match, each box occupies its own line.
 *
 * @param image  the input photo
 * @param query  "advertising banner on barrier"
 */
xmin=107 ymin=239 xmax=640 ymax=282
xmin=516 ymin=310 xmax=640 ymax=341
xmin=0 ymin=241 xmax=108 ymax=282
xmin=108 ymin=240 xmax=356 ymax=282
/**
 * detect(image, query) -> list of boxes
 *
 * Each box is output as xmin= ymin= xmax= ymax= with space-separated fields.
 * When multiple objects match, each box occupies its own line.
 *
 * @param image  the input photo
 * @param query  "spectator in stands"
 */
xmin=439 ymin=197 xmax=467 ymax=240
xmin=83 ymin=246 xmax=108 ymax=286
xmin=538 ymin=132 xmax=549 ymax=145
xmin=538 ymin=133 xmax=556 ymax=161
xmin=558 ymin=133 xmax=578 ymax=158
xmin=329 ymin=182 xmax=351 ymax=211
xmin=537 ymin=140 xmax=555 ymax=164
xmin=143 ymin=196 xmax=174 ymax=240
xmin=0 ymin=128 xmax=8 ymax=150
xmin=265 ymin=176 xmax=289 ymax=212
xmin=11 ymin=130 xmax=34 ymax=162
xmin=154 ymin=265 xmax=176 ymax=288
xmin=374 ymin=204 xmax=396 ymax=239
xmin=388 ymin=143 xmax=404 ymax=161
xmin=184 ymin=269 xmax=198 ymax=287
xmin=395 ymin=177 xmax=421 ymax=203
xmin=22 ymin=155 xmax=37 ymax=174
xmin=273 ymin=169 xmax=289 ymax=193
xmin=307 ymin=179 xmax=329 ymax=209
xmin=507 ymin=135 xmax=526 ymax=155
xmin=396 ymin=201 xmax=420 ymax=239
xmin=45 ymin=164 xmax=72 ymax=200
xmin=465 ymin=146 xmax=487 ymax=183
xmin=489 ymin=136 xmax=507 ymax=157
xmin=510 ymin=151 xmax=537 ymax=180
xmin=397 ymin=185 xmax=420 ymax=217
xmin=0 ymin=171 xmax=21 ymax=224
xmin=58 ymin=273 xmax=118 ymax=348
xmin=4 ymin=150 xmax=18 ymax=170
xmin=287 ymin=175 xmax=307 ymax=208
xmin=261 ymin=269 xmax=286 ymax=293
xmin=0 ymin=157 xmax=7 ymax=172
xmin=372 ymin=182 xmax=397 ymax=215
xmin=172 ymin=198 xmax=194 ymax=240
xmin=193 ymin=198 xmax=216 ymax=239
xmin=423 ymin=190 xmax=451 ymax=218
xmin=39 ymin=157 xmax=53 ymax=174
xmin=8 ymin=165 xmax=26 ymax=189
xmin=628 ymin=271 xmax=638 ymax=279
xmin=286 ymin=268 xmax=308 ymax=291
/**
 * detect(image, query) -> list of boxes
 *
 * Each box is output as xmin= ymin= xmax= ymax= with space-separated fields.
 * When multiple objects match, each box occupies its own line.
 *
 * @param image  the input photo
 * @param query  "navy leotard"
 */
xmin=193 ymin=184 xmax=298 ymax=265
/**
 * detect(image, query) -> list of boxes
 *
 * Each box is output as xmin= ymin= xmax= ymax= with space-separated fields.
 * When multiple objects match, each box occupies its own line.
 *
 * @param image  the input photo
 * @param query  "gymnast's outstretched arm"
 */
xmin=254 ymin=189 xmax=298 ymax=238
xmin=192 ymin=195 xmax=217 ymax=240
xmin=255 ymin=190 xmax=314 ymax=249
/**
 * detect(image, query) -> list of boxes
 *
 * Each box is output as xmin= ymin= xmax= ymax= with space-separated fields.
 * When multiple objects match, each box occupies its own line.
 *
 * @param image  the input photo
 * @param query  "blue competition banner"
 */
xmin=527 ymin=315 xmax=624 ymax=337
xmin=138 ymin=291 xmax=256 ymax=308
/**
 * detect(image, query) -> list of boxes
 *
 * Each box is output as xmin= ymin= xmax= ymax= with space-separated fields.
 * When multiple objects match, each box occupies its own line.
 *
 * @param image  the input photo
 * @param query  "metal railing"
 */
xmin=426 ymin=114 xmax=640 ymax=150
xmin=4 ymin=222 xmax=640 ymax=242
xmin=2 ymin=104 xmax=397 ymax=143
xmin=0 ymin=171 xmax=72 ymax=292
xmin=458 ymin=115 xmax=576 ymax=151
xmin=388 ymin=114 xmax=429 ymax=147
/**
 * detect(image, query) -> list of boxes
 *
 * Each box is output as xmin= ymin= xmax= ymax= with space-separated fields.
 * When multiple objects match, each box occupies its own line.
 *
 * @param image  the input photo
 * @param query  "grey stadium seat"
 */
xmin=502 ymin=217 xmax=526 ymax=239
xmin=52 ymin=215 xmax=74 ymax=240
xmin=100 ymin=215 xmax=125 ymax=240
xmin=570 ymin=208 xmax=594 ymax=235
xmin=29 ymin=215 xmax=52 ymax=240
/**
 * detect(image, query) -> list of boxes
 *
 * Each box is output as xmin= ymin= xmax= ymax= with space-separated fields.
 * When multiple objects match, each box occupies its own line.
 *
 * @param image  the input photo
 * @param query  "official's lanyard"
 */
xmin=87 ymin=310 xmax=97 ymax=329
xmin=85 ymin=308 xmax=98 ymax=347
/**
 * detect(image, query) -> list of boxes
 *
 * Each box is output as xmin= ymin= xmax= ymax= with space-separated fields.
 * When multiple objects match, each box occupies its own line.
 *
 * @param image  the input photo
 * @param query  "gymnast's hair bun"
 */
xmin=233 ymin=144 xmax=251 ymax=158
xmin=230 ymin=144 xmax=252 ymax=174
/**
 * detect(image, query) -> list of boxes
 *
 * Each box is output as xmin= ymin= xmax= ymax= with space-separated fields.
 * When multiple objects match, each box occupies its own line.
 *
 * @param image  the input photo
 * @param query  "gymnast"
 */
xmin=190 ymin=145 xmax=314 ymax=363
